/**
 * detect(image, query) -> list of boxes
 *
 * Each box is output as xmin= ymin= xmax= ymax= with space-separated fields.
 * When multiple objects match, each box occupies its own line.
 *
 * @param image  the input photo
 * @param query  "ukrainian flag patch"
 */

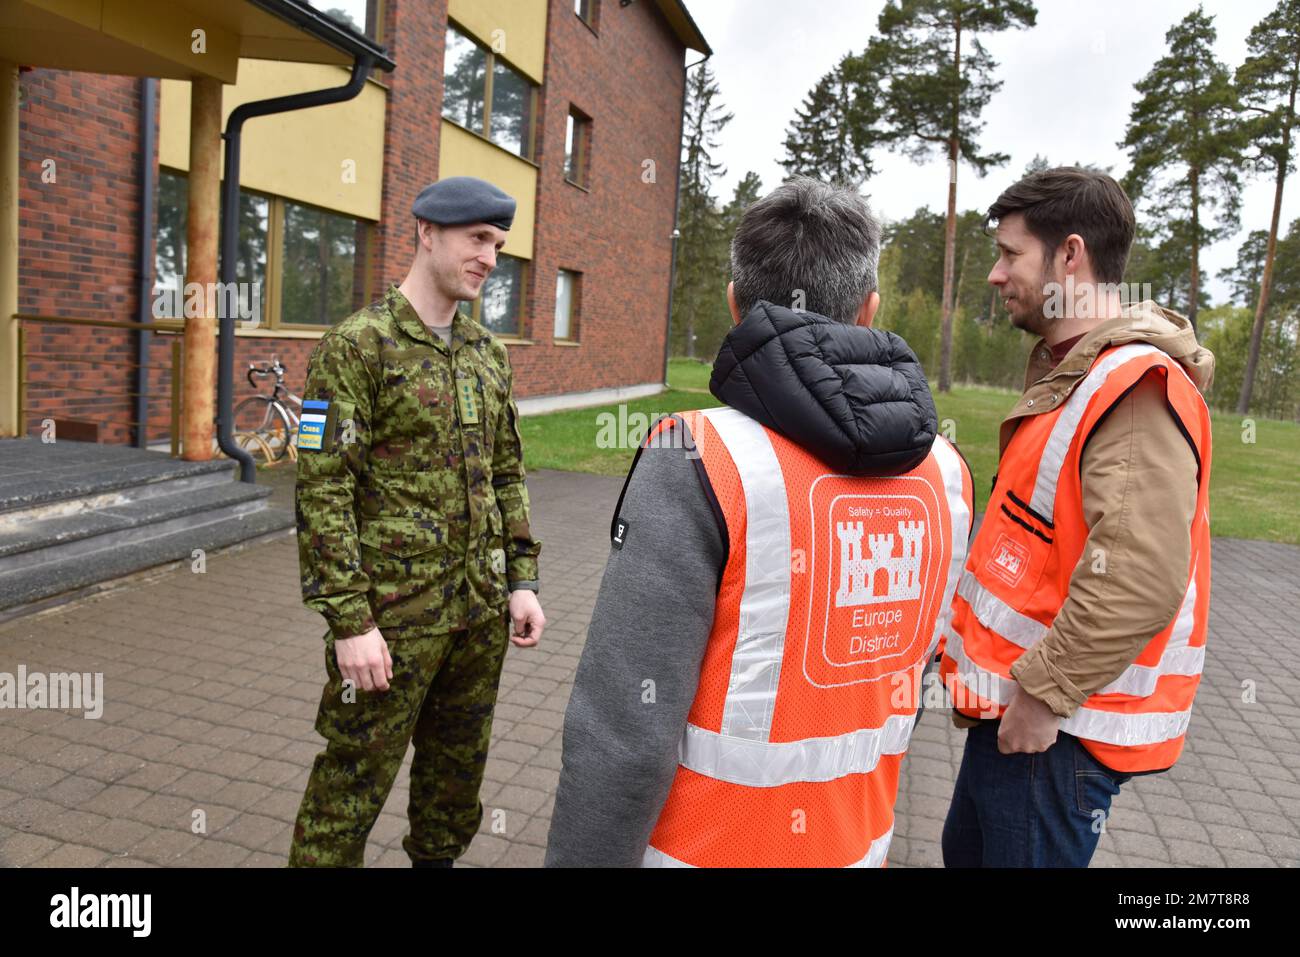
xmin=298 ymin=399 xmax=329 ymax=451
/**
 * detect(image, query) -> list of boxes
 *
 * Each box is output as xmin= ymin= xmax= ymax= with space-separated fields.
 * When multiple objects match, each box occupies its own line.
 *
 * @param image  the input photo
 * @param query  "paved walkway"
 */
xmin=0 ymin=466 xmax=1296 ymax=867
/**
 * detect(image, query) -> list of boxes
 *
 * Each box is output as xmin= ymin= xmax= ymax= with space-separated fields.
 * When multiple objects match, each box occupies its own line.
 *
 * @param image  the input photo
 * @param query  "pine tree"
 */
xmin=1204 ymin=220 xmax=1300 ymax=418
xmin=722 ymin=172 xmax=763 ymax=235
xmin=1120 ymin=5 xmax=1245 ymax=333
xmin=1023 ymin=154 xmax=1051 ymax=176
xmin=780 ymin=59 xmax=876 ymax=187
xmin=1234 ymin=0 xmax=1300 ymax=413
xmin=847 ymin=0 xmax=1037 ymax=392
xmin=677 ymin=173 xmax=766 ymax=360
xmin=1218 ymin=230 xmax=1269 ymax=308
xmin=672 ymin=63 xmax=733 ymax=360
xmin=1126 ymin=222 xmax=1208 ymax=313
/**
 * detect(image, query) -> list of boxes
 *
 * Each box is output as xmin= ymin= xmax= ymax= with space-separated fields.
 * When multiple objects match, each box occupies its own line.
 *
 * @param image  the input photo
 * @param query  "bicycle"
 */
xmin=229 ymin=355 xmax=304 ymax=463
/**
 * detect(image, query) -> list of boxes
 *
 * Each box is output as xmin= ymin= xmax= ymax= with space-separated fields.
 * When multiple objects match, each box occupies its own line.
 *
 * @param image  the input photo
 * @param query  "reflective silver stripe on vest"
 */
xmin=678 ymin=712 xmax=916 ymax=787
xmin=642 ymin=824 xmax=895 ymax=869
xmin=849 ymin=824 xmax=894 ymax=868
xmin=957 ymin=572 xmax=1048 ymax=648
xmin=699 ymin=407 xmax=791 ymax=742
xmin=946 ymin=628 xmax=1199 ymax=745
xmin=954 ymin=555 xmax=1204 ymax=702
xmin=926 ymin=437 xmax=973 ymax=660
xmin=642 ymin=845 xmax=694 ymax=867
xmin=1061 ymin=706 xmax=1194 ymax=746
xmin=1097 ymin=570 xmax=1203 ymax=697
xmin=1028 ymin=343 xmax=1161 ymax=518
xmin=941 ymin=626 xmax=1018 ymax=706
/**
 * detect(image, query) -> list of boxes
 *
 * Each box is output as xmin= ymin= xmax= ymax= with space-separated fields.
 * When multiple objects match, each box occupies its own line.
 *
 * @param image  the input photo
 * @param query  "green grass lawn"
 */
xmin=521 ymin=359 xmax=1300 ymax=545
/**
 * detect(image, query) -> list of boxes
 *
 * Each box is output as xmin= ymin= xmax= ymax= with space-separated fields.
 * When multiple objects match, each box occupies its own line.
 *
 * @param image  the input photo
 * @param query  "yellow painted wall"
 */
xmin=438 ymin=120 xmax=536 ymax=260
xmin=447 ymin=0 xmax=547 ymax=84
xmin=159 ymin=60 xmax=385 ymax=220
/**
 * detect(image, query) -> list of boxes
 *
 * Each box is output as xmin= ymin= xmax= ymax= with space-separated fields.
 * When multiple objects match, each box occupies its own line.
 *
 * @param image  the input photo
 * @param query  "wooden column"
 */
xmin=0 ymin=62 xmax=19 ymax=438
xmin=181 ymin=76 xmax=222 ymax=459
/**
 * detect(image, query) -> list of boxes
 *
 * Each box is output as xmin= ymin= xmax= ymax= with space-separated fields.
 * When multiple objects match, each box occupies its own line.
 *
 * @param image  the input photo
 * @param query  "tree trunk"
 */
xmin=953 ymin=242 xmax=970 ymax=318
xmin=938 ymin=18 xmax=962 ymax=394
xmin=1188 ymin=166 xmax=1200 ymax=333
xmin=318 ymin=215 xmax=329 ymax=325
xmin=1237 ymin=71 xmax=1296 ymax=414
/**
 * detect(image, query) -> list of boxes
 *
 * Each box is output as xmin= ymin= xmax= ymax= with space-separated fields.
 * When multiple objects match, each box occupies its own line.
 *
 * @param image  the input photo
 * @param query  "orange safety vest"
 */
xmin=640 ymin=406 xmax=973 ymax=867
xmin=939 ymin=343 xmax=1213 ymax=774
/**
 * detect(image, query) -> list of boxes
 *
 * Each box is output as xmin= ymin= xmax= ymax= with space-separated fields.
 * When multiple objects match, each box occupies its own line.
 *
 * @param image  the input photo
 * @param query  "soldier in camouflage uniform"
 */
xmin=289 ymin=177 xmax=545 ymax=868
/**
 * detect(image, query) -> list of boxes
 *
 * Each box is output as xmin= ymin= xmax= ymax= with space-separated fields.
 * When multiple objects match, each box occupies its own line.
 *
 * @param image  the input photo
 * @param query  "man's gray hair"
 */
xmin=730 ymin=176 xmax=882 ymax=324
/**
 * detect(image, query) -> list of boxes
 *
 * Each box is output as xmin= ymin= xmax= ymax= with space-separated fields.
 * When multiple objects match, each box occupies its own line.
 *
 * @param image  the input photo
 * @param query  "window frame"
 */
xmin=154 ymin=167 xmax=373 ymax=334
xmin=554 ymin=268 xmax=581 ymax=343
xmin=574 ymin=0 xmax=599 ymax=32
xmin=443 ymin=21 xmax=539 ymax=162
xmin=276 ymin=195 xmax=374 ymax=331
xmin=464 ymin=252 xmax=529 ymax=338
xmin=565 ymin=106 xmax=592 ymax=189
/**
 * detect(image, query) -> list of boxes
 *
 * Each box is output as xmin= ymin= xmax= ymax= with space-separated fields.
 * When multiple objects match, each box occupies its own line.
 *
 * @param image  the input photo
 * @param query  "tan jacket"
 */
xmin=952 ymin=301 xmax=1215 ymax=727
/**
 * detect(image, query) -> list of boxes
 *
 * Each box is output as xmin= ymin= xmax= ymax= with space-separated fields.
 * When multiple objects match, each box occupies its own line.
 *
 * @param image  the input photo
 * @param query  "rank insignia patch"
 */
xmin=456 ymin=376 xmax=480 ymax=425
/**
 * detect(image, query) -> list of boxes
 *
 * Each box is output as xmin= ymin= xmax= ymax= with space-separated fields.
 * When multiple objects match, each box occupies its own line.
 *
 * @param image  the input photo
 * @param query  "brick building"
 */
xmin=11 ymin=0 xmax=709 ymax=445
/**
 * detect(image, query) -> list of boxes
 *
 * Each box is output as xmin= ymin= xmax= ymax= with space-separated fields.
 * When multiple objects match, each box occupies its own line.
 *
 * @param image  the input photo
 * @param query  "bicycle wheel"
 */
xmin=232 ymin=395 xmax=293 ymax=461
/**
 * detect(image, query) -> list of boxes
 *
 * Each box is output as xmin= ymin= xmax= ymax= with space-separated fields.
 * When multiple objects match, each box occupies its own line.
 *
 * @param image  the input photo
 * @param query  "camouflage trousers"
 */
xmin=288 ymin=610 xmax=510 ymax=867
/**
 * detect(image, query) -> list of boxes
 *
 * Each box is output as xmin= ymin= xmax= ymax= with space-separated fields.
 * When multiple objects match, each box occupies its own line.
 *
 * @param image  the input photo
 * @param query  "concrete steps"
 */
xmin=0 ymin=437 xmax=294 ymax=616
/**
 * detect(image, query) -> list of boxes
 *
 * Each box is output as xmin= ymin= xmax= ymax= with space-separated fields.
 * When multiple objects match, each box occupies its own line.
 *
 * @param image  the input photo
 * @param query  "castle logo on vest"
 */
xmin=986 ymin=533 xmax=1030 ymax=587
xmin=835 ymin=520 xmax=924 ymax=606
xmin=803 ymin=478 xmax=950 ymax=687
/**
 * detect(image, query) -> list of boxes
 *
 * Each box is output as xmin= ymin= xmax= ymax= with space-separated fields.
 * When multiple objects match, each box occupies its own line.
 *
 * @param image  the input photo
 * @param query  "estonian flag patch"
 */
xmin=298 ymin=399 xmax=329 ymax=451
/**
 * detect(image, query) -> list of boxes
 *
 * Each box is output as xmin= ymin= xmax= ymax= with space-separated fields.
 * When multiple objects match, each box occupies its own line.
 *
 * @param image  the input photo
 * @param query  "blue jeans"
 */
xmin=941 ymin=720 xmax=1133 ymax=867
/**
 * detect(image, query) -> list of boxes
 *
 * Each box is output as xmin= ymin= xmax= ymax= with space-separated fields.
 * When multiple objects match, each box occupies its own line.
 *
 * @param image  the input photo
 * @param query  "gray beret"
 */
xmin=411 ymin=176 xmax=516 ymax=230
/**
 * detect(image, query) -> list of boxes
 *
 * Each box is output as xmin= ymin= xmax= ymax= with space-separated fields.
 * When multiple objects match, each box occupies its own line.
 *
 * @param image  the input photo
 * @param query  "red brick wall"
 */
xmin=18 ymin=71 xmax=144 ymax=444
xmin=510 ymin=0 xmax=685 ymax=399
xmin=368 ymin=0 xmax=449 ymax=295
xmin=16 ymin=70 xmax=327 ymax=447
xmin=14 ymin=0 xmax=688 ymax=445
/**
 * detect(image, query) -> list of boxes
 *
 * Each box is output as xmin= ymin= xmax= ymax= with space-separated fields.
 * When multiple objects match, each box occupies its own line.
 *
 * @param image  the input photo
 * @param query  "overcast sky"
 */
xmin=685 ymin=0 xmax=1290 ymax=304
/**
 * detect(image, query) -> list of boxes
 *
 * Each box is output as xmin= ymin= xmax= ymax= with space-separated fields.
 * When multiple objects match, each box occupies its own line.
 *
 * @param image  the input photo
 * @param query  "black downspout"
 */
xmin=134 ymin=77 xmax=157 ymax=449
xmin=662 ymin=55 xmax=708 ymax=387
xmin=218 ymin=55 xmax=374 ymax=483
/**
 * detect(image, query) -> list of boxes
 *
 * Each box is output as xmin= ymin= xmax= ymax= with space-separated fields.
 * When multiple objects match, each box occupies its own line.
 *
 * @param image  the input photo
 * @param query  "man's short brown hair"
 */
xmin=986 ymin=167 xmax=1136 ymax=284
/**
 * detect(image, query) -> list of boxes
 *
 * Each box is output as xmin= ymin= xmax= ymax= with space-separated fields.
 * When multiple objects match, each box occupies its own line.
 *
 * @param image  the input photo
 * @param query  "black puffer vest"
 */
xmin=709 ymin=300 xmax=938 ymax=476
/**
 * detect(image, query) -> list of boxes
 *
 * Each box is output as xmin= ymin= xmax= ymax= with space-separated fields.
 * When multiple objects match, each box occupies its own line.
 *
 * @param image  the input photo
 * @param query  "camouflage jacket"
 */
xmin=295 ymin=285 xmax=541 ymax=640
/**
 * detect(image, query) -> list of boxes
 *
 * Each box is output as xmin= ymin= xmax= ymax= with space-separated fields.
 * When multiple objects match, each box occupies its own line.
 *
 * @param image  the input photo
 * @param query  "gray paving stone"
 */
xmin=1 ymin=466 xmax=1296 ymax=870
xmin=0 ymin=831 xmax=61 ymax=867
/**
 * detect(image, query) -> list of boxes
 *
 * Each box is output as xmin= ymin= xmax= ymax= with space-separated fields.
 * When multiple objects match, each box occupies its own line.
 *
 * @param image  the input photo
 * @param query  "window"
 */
xmin=490 ymin=58 xmax=533 ymax=156
xmin=153 ymin=169 xmax=370 ymax=330
xmin=153 ymin=170 xmax=267 ymax=324
xmin=235 ymin=192 xmax=269 ymax=327
xmin=304 ymin=0 xmax=382 ymax=40
xmin=280 ymin=200 xmax=362 ymax=326
xmin=442 ymin=27 xmax=487 ymax=135
xmin=442 ymin=25 xmax=537 ymax=160
xmin=574 ymin=0 xmax=598 ymax=29
xmin=463 ymin=253 xmax=526 ymax=336
xmin=154 ymin=169 xmax=188 ymax=314
xmin=565 ymin=108 xmax=591 ymax=187
xmin=555 ymin=269 xmax=580 ymax=341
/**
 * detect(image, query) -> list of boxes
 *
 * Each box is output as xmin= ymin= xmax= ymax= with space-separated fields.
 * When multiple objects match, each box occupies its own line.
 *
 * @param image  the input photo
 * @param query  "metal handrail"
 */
xmin=15 ymin=313 xmax=183 ymax=333
xmin=16 ymin=316 xmax=186 ymax=456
